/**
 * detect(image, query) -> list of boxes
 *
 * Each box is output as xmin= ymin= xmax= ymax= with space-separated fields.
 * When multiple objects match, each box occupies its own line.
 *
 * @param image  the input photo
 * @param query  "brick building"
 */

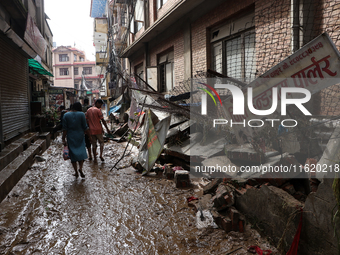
xmin=107 ymin=1 xmax=340 ymax=254
xmin=108 ymin=0 xmax=340 ymax=117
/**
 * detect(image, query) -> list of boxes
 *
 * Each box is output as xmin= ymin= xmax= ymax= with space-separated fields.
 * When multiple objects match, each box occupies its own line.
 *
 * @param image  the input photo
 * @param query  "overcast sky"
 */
xmin=44 ymin=0 xmax=95 ymax=61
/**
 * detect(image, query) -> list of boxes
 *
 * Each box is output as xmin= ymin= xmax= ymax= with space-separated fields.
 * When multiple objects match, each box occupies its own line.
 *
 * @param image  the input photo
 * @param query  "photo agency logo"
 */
xmin=191 ymin=33 xmax=340 ymax=180
xmin=199 ymin=83 xmax=312 ymax=128
xmin=197 ymin=33 xmax=340 ymax=131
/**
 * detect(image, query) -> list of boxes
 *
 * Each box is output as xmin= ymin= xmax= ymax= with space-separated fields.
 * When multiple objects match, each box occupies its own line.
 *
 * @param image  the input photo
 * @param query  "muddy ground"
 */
xmin=0 ymin=136 xmax=277 ymax=254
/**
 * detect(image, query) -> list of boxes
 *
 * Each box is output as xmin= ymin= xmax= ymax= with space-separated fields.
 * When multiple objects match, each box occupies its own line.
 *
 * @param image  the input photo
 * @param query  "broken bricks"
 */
xmin=174 ymin=170 xmax=191 ymax=188
xmin=212 ymin=183 xmax=235 ymax=211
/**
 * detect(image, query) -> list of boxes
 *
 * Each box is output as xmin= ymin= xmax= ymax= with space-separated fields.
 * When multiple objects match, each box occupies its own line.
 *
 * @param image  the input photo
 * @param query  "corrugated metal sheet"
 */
xmin=0 ymin=36 xmax=29 ymax=141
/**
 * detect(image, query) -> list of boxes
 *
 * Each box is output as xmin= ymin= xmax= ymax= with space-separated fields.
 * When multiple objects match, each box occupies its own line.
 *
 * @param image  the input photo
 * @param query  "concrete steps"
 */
xmin=0 ymin=132 xmax=50 ymax=203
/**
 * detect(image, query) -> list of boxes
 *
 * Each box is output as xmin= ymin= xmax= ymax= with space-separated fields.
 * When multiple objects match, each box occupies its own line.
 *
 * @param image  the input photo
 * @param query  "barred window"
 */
xmin=212 ymin=29 xmax=255 ymax=83
xmin=59 ymin=54 xmax=69 ymax=62
xmin=211 ymin=12 xmax=255 ymax=83
xmin=60 ymin=68 xmax=69 ymax=76
xmin=83 ymin=67 xmax=92 ymax=75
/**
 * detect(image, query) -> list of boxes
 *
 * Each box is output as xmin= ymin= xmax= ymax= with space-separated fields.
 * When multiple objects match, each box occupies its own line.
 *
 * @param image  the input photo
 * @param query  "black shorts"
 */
xmin=85 ymin=134 xmax=91 ymax=148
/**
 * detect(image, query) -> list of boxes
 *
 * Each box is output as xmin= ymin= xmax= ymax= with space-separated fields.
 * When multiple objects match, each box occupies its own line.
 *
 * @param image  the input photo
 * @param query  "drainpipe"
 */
xmin=292 ymin=0 xmax=300 ymax=53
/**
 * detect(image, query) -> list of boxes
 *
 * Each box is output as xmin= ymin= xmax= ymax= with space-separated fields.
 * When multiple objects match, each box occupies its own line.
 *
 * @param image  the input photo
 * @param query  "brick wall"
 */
xmin=191 ymin=0 xmax=255 ymax=77
xmin=318 ymin=0 xmax=340 ymax=116
xmin=135 ymin=26 xmax=145 ymax=40
xmin=149 ymin=30 xmax=184 ymax=86
xmin=147 ymin=0 xmax=182 ymax=29
xmin=157 ymin=0 xmax=182 ymax=21
xmin=131 ymin=54 xmax=144 ymax=73
xmin=255 ymin=0 xmax=291 ymax=75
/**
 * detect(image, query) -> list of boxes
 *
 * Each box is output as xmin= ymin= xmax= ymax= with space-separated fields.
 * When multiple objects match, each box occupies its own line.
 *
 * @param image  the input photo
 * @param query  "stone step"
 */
xmin=0 ymin=132 xmax=39 ymax=172
xmin=0 ymin=139 xmax=46 ymax=203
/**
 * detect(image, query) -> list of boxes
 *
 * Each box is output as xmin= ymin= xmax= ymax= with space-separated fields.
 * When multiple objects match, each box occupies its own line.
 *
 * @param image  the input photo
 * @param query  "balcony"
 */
xmin=96 ymin=51 xmax=109 ymax=65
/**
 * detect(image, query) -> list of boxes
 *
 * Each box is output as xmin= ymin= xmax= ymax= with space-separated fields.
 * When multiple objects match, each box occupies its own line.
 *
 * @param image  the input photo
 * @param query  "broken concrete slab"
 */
xmin=212 ymin=184 xmax=235 ymax=211
xmin=165 ymin=132 xmax=226 ymax=162
xmin=300 ymin=178 xmax=339 ymax=255
xmin=166 ymin=119 xmax=195 ymax=139
xmin=224 ymin=143 xmax=266 ymax=164
xmin=235 ymin=184 xmax=303 ymax=253
xmin=203 ymin=178 xmax=223 ymax=195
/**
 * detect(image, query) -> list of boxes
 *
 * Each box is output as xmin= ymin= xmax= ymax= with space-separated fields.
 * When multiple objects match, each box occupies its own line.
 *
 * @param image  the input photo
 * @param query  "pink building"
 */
xmin=52 ymin=46 xmax=100 ymax=90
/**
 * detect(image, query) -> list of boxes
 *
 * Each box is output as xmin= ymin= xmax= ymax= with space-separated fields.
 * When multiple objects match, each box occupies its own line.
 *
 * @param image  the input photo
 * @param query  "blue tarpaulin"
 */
xmin=109 ymin=104 xmax=122 ymax=115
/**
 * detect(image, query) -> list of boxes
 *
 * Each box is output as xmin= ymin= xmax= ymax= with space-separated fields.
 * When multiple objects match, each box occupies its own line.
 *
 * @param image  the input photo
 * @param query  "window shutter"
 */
xmin=147 ymin=67 xmax=157 ymax=91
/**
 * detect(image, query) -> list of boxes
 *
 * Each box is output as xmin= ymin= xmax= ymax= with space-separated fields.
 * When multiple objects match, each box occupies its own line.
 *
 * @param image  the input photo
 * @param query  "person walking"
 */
xmin=62 ymin=102 xmax=91 ymax=178
xmin=86 ymin=99 xmax=111 ymax=162
xmin=82 ymin=98 xmax=92 ymax=160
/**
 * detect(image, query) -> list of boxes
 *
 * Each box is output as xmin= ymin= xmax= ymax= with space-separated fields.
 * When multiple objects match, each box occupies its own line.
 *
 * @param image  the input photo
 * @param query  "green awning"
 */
xmin=28 ymin=59 xmax=54 ymax=77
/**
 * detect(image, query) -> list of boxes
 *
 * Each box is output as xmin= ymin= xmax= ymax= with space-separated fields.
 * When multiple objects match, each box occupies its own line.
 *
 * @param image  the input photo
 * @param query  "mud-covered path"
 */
xmin=0 ymin=137 xmax=275 ymax=254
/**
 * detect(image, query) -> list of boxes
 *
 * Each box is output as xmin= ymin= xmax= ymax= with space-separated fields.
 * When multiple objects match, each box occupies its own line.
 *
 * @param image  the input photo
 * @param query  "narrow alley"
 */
xmin=0 ymin=137 xmax=274 ymax=254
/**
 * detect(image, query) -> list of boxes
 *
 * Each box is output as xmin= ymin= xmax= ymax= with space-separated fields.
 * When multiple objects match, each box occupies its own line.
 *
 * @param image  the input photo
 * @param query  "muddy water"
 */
xmin=0 ymin=137 xmax=275 ymax=254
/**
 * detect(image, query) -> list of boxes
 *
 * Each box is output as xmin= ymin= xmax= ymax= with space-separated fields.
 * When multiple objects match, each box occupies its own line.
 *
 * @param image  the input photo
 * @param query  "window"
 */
xmin=79 ymin=57 xmax=84 ymax=62
xmin=60 ymin=68 xmax=69 ymax=76
xmin=224 ymin=31 xmax=255 ymax=83
xmin=134 ymin=0 xmax=144 ymax=32
xmin=59 ymin=54 xmax=69 ymax=62
xmin=134 ymin=21 xmax=143 ymax=32
xmin=74 ymin=67 xmax=79 ymax=75
xmin=157 ymin=0 xmax=168 ymax=9
xmin=158 ymin=50 xmax=174 ymax=92
xmin=74 ymin=55 xmax=77 ymax=61
xmin=74 ymin=83 xmax=79 ymax=89
xmin=211 ymin=13 xmax=255 ymax=83
xmin=83 ymin=67 xmax=92 ymax=75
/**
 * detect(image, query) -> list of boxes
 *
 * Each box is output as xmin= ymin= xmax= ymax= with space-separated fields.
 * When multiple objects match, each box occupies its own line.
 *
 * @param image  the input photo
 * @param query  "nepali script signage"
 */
xmin=221 ymin=33 xmax=340 ymax=137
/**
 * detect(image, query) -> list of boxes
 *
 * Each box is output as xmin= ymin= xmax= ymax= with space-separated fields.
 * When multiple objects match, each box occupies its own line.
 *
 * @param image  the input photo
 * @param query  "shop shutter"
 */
xmin=0 ymin=35 xmax=29 ymax=141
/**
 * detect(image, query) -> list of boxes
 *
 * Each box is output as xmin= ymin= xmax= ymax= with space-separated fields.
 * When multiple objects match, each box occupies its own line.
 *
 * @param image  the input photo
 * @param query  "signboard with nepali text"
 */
xmin=220 ymin=33 xmax=340 ymax=141
xmin=189 ymin=33 xmax=340 ymax=180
